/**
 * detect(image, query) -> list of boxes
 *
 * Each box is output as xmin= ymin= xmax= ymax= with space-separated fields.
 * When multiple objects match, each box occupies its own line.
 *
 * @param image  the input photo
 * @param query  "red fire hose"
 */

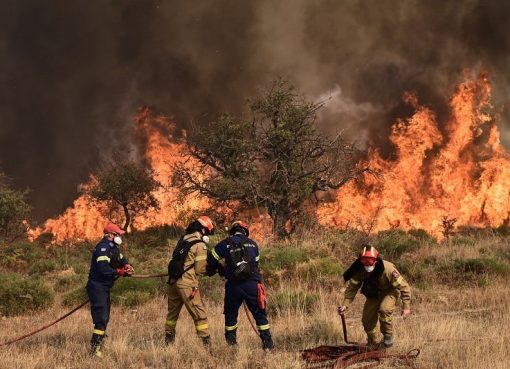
xmin=0 ymin=299 xmax=90 ymax=347
xmin=0 ymin=272 xmax=168 ymax=347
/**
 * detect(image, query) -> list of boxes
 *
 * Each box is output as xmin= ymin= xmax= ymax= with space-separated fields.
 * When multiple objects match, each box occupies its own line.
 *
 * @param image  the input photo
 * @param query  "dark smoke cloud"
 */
xmin=0 ymin=0 xmax=509 ymax=221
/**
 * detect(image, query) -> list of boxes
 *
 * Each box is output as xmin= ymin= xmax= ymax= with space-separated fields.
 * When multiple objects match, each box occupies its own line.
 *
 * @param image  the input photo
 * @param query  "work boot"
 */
xmin=165 ymin=332 xmax=175 ymax=345
xmin=383 ymin=334 xmax=394 ymax=348
xmin=260 ymin=330 xmax=274 ymax=352
xmin=90 ymin=333 xmax=104 ymax=358
xmin=225 ymin=331 xmax=237 ymax=346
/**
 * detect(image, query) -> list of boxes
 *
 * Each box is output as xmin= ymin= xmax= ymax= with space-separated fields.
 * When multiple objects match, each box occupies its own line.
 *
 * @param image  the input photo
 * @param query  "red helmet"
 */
xmin=230 ymin=220 xmax=249 ymax=237
xmin=197 ymin=215 xmax=214 ymax=235
xmin=359 ymin=245 xmax=378 ymax=265
xmin=104 ymin=223 xmax=125 ymax=235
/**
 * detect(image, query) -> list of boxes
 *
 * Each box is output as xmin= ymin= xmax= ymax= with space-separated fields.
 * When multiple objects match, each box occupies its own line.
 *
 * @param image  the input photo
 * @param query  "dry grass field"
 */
xmin=1 ymin=229 xmax=510 ymax=368
xmin=1 ymin=284 xmax=509 ymax=369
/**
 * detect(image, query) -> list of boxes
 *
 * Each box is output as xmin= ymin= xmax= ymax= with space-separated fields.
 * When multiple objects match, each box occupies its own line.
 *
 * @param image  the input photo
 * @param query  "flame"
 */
xmin=30 ymin=108 xmax=272 ymax=243
xmin=317 ymin=74 xmax=510 ymax=238
xmin=33 ymin=75 xmax=509 ymax=243
xmin=30 ymin=108 xmax=209 ymax=243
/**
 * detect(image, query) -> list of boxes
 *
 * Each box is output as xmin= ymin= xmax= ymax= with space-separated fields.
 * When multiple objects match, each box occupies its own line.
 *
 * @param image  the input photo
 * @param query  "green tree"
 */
xmin=173 ymin=80 xmax=370 ymax=237
xmin=88 ymin=161 xmax=161 ymax=231
xmin=0 ymin=173 xmax=31 ymax=243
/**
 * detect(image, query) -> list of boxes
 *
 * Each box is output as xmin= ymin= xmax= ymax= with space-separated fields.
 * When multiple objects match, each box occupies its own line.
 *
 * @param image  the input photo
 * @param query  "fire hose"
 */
xmin=0 ymin=299 xmax=90 ymax=347
xmin=300 ymin=312 xmax=421 ymax=369
xmin=0 ymin=273 xmax=166 ymax=347
xmin=0 ymin=272 xmax=263 ymax=347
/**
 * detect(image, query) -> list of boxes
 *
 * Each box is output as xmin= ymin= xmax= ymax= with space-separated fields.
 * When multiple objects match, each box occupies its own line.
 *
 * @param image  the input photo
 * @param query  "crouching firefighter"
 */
xmin=338 ymin=245 xmax=411 ymax=348
xmin=165 ymin=215 xmax=214 ymax=347
xmin=207 ymin=221 xmax=274 ymax=351
xmin=86 ymin=223 xmax=134 ymax=358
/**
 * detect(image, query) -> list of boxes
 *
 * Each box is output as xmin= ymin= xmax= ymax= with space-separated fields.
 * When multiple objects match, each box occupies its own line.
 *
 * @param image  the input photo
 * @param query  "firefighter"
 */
xmin=86 ymin=223 xmax=134 ymax=358
xmin=165 ymin=215 xmax=214 ymax=346
xmin=337 ymin=245 xmax=411 ymax=348
xmin=207 ymin=221 xmax=274 ymax=351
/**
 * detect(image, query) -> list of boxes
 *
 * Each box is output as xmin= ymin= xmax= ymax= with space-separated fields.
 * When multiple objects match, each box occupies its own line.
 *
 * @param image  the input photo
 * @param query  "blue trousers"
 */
xmin=86 ymin=281 xmax=111 ymax=332
xmin=224 ymin=280 xmax=269 ymax=333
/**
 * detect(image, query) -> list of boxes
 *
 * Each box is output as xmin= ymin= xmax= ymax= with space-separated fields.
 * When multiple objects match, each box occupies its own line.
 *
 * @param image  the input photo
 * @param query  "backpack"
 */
xmin=227 ymin=237 xmax=254 ymax=281
xmin=167 ymin=238 xmax=203 ymax=282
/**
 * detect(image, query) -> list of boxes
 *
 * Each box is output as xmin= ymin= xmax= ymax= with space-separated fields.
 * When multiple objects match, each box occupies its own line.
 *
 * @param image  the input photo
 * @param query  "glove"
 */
xmin=337 ymin=305 xmax=348 ymax=315
xmin=123 ymin=264 xmax=134 ymax=276
xmin=116 ymin=268 xmax=126 ymax=277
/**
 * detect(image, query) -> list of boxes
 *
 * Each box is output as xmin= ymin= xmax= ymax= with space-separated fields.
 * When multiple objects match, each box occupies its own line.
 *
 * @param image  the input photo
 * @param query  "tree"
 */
xmin=0 ymin=173 xmax=31 ymax=243
xmin=88 ymin=161 xmax=161 ymax=231
xmin=173 ymin=80 xmax=370 ymax=237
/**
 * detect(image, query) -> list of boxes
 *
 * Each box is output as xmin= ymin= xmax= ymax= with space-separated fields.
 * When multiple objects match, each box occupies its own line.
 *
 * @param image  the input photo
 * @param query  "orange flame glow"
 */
xmin=317 ymin=75 xmax=510 ymax=238
xmin=30 ymin=108 xmax=272 ymax=243
xmin=33 ymin=75 xmax=510 ymax=243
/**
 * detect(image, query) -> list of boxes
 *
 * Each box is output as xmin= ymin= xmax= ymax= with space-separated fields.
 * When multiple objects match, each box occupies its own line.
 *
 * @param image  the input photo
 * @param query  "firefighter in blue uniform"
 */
xmin=86 ymin=223 xmax=134 ymax=357
xmin=207 ymin=221 xmax=274 ymax=351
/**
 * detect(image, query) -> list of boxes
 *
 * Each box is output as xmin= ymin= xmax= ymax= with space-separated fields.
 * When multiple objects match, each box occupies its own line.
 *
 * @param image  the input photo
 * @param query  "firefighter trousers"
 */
xmin=86 ymin=281 xmax=111 ymax=335
xmin=362 ymin=291 xmax=398 ymax=338
xmin=165 ymin=284 xmax=209 ymax=338
xmin=224 ymin=280 xmax=270 ymax=334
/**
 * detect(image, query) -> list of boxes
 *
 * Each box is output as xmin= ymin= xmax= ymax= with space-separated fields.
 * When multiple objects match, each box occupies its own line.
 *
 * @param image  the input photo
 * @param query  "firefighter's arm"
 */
xmin=193 ymin=242 xmax=208 ymax=276
xmin=341 ymin=276 xmax=362 ymax=307
xmin=390 ymin=269 xmax=411 ymax=311
xmin=95 ymin=249 xmax=117 ymax=278
xmin=254 ymin=243 xmax=261 ymax=263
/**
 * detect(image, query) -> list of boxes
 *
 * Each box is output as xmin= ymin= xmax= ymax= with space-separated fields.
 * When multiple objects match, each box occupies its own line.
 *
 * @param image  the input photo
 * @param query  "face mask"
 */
xmin=364 ymin=265 xmax=375 ymax=273
xmin=202 ymin=235 xmax=210 ymax=244
xmin=113 ymin=236 xmax=122 ymax=245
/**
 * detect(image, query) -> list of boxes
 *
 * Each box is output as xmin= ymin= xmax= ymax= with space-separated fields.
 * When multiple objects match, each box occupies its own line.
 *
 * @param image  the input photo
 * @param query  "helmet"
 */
xmin=197 ymin=215 xmax=214 ymax=235
xmin=359 ymin=245 xmax=378 ymax=265
xmin=104 ymin=223 xmax=125 ymax=235
xmin=230 ymin=220 xmax=249 ymax=237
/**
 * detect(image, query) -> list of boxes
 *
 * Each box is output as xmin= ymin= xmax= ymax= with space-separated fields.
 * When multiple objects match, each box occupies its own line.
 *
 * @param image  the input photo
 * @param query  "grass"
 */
xmin=0 ymin=227 xmax=510 ymax=368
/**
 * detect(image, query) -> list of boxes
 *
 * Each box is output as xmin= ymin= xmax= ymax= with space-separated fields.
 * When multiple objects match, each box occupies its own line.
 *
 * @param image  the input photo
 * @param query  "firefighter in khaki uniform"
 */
xmin=338 ymin=245 xmax=411 ymax=348
xmin=165 ymin=216 xmax=214 ymax=346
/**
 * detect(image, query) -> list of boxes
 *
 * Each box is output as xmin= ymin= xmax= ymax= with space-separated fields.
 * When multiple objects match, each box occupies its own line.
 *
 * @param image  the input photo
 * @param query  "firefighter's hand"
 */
xmin=123 ymin=264 xmax=134 ymax=276
xmin=116 ymin=268 xmax=127 ymax=277
xmin=337 ymin=305 xmax=348 ymax=315
xmin=401 ymin=309 xmax=411 ymax=319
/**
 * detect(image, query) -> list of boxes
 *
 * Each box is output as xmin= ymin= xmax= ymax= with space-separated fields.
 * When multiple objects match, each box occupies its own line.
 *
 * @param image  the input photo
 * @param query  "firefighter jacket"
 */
xmin=88 ymin=237 xmax=129 ymax=288
xmin=207 ymin=233 xmax=262 ymax=282
xmin=173 ymin=231 xmax=208 ymax=288
xmin=342 ymin=259 xmax=411 ymax=310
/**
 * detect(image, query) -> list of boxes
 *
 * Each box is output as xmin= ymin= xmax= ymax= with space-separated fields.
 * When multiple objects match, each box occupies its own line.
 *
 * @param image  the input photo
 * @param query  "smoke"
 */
xmin=0 ymin=0 xmax=509 ymax=220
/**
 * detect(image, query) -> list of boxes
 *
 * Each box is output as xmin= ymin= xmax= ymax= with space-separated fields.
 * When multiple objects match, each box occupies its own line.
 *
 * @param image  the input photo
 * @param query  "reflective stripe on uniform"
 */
xmin=93 ymin=329 xmax=105 ymax=335
xmin=225 ymin=324 xmax=238 ymax=331
xmin=211 ymin=249 xmax=221 ymax=260
xmin=379 ymin=316 xmax=392 ymax=323
xmin=350 ymin=278 xmax=360 ymax=285
xmin=255 ymin=255 xmax=260 ymax=261
xmin=96 ymin=256 xmax=111 ymax=263
xmin=195 ymin=323 xmax=208 ymax=331
xmin=257 ymin=324 xmax=270 ymax=331
xmin=165 ymin=320 xmax=177 ymax=327
xmin=195 ymin=255 xmax=207 ymax=261
xmin=120 ymin=253 xmax=123 ymax=259
xmin=392 ymin=276 xmax=404 ymax=287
